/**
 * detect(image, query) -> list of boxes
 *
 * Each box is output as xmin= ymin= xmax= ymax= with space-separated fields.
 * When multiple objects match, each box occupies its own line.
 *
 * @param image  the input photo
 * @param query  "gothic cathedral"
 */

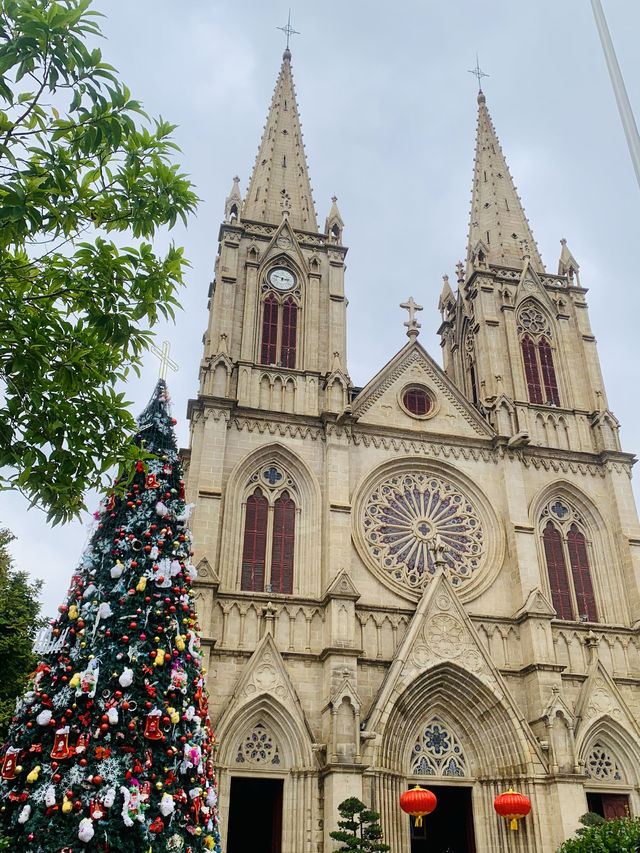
xmin=185 ymin=48 xmax=640 ymax=852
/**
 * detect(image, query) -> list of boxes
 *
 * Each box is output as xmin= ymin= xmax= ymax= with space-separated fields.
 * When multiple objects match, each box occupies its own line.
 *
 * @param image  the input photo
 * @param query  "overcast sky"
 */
xmin=2 ymin=0 xmax=639 ymax=619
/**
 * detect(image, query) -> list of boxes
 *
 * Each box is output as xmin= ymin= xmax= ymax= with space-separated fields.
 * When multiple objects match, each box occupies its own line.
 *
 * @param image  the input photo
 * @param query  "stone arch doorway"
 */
xmin=408 ymin=783 xmax=476 ymax=853
xmin=227 ymin=775 xmax=283 ymax=853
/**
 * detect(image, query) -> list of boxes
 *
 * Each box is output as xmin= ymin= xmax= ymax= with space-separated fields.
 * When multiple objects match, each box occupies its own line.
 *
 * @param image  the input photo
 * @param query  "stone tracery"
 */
xmin=410 ymin=717 xmax=467 ymax=777
xmin=235 ymin=722 xmax=281 ymax=766
xmin=362 ymin=472 xmax=485 ymax=590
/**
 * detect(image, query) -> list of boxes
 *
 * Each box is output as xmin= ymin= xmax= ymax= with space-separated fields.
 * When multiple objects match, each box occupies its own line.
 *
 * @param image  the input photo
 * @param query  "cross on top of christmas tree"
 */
xmin=1 ymin=380 xmax=220 ymax=853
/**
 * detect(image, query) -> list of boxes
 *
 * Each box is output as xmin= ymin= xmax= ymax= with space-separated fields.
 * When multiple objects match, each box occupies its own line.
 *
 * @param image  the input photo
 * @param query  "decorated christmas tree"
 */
xmin=0 ymin=380 xmax=220 ymax=853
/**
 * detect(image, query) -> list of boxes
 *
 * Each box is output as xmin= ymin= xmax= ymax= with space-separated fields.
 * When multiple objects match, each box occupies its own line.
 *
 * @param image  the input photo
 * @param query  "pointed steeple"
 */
xmin=467 ymin=91 xmax=544 ymax=275
xmin=557 ymin=237 xmax=580 ymax=286
xmin=242 ymin=50 xmax=318 ymax=232
xmin=324 ymin=195 xmax=344 ymax=243
xmin=224 ymin=175 xmax=242 ymax=223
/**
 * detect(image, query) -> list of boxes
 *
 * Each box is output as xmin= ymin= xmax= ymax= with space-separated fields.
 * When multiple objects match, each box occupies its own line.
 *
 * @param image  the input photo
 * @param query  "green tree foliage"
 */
xmin=0 ymin=0 xmax=198 ymax=524
xmin=0 ymin=526 xmax=43 ymax=739
xmin=556 ymin=816 xmax=640 ymax=852
xmin=330 ymin=797 xmax=391 ymax=852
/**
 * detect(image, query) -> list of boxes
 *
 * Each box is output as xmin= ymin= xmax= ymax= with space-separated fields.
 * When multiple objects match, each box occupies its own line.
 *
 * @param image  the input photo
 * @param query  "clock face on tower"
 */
xmin=268 ymin=267 xmax=296 ymax=291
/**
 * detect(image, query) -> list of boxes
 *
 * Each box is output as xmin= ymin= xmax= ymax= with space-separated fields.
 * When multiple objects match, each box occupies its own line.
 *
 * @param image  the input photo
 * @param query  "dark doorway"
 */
xmin=228 ymin=777 xmax=283 ymax=853
xmin=587 ymin=792 xmax=630 ymax=819
xmin=410 ymin=785 xmax=476 ymax=853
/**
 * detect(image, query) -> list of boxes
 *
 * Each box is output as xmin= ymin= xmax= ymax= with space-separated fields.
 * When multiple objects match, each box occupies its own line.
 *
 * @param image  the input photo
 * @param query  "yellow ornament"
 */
xmin=175 ymin=635 xmax=185 ymax=652
xmin=136 ymin=576 xmax=147 ymax=592
xmin=26 ymin=765 xmax=41 ymax=784
xmin=204 ymin=837 xmax=214 ymax=850
xmin=68 ymin=605 xmax=78 ymax=620
xmin=69 ymin=673 xmax=80 ymax=688
xmin=154 ymin=650 xmax=165 ymax=668
xmin=61 ymin=796 xmax=72 ymax=815
xmin=167 ymin=707 xmax=180 ymax=724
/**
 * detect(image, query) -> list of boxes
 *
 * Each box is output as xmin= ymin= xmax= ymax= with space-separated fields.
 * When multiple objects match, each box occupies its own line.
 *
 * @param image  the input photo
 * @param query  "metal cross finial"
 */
xmin=400 ymin=296 xmax=423 ymax=338
xmin=468 ymin=54 xmax=489 ymax=92
xmin=150 ymin=339 xmax=178 ymax=380
xmin=277 ymin=10 xmax=300 ymax=50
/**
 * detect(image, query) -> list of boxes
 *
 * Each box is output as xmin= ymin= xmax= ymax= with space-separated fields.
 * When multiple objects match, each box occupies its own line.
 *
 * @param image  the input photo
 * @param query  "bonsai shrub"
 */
xmin=330 ymin=797 xmax=391 ymax=852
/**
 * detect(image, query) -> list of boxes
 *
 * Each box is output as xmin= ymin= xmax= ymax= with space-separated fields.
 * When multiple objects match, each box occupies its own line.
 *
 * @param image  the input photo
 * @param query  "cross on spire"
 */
xmin=150 ymin=339 xmax=178 ymax=380
xmin=400 ymin=296 xmax=423 ymax=338
xmin=468 ymin=54 xmax=489 ymax=92
xmin=277 ymin=10 xmax=300 ymax=50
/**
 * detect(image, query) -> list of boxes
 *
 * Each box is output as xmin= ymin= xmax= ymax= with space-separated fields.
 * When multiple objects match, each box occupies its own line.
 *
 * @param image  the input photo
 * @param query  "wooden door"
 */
xmin=602 ymin=793 xmax=630 ymax=819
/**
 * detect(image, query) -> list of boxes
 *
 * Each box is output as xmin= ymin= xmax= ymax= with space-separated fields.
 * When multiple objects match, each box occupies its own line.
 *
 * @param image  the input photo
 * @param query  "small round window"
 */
xmin=403 ymin=387 xmax=431 ymax=417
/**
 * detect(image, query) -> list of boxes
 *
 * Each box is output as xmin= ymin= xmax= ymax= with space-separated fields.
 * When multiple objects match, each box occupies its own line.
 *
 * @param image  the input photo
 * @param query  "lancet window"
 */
xmin=517 ymin=304 xmax=560 ymax=406
xmin=260 ymin=292 xmax=299 ymax=368
xmin=241 ymin=465 xmax=297 ymax=594
xmin=410 ymin=717 xmax=467 ymax=777
xmin=540 ymin=499 xmax=597 ymax=622
xmin=464 ymin=330 xmax=478 ymax=406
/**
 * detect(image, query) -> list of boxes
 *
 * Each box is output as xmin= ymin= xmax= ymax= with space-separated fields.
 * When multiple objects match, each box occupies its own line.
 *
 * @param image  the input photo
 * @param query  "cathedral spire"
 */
xmin=242 ymin=50 xmax=318 ymax=232
xmin=467 ymin=91 xmax=544 ymax=275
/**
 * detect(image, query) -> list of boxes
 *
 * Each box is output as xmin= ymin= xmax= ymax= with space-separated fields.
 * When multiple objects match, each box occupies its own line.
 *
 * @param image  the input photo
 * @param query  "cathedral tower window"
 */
xmin=540 ymin=499 xmax=597 ymax=622
xmin=464 ymin=331 xmax=478 ymax=406
xmin=241 ymin=467 xmax=297 ymax=594
xmin=260 ymin=292 xmax=299 ymax=368
xmin=517 ymin=304 xmax=560 ymax=405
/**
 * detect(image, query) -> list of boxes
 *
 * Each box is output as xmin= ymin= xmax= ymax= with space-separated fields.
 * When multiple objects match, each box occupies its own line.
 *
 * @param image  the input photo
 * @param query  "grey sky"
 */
xmin=2 ymin=0 xmax=639 ymax=619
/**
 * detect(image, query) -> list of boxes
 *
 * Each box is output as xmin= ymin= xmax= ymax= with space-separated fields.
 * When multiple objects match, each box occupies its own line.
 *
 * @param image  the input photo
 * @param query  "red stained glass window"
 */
xmin=280 ymin=297 xmax=297 ymax=368
xmin=261 ymin=295 xmax=279 ymax=365
xmin=522 ymin=335 xmax=543 ymax=404
xmin=241 ymin=488 xmax=268 ymax=591
xmin=543 ymin=521 xmax=574 ymax=620
xmin=403 ymin=388 xmax=431 ymax=416
xmin=567 ymin=524 xmax=597 ymax=622
xmin=539 ymin=337 xmax=560 ymax=406
xmin=271 ymin=491 xmax=295 ymax=594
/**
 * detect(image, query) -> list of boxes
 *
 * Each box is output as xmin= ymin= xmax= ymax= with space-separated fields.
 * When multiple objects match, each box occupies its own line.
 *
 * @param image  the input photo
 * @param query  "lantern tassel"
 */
xmin=415 ymin=815 xmax=423 ymax=828
xmin=510 ymin=818 xmax=518 ymax=831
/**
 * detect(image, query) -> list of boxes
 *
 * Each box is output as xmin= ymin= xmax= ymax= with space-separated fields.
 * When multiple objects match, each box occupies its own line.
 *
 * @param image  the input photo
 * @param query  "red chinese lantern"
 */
xmin=494 ymin=789 xmax=531 ymax=831
xmin=400 ymin=785 xmax=437 ymax=827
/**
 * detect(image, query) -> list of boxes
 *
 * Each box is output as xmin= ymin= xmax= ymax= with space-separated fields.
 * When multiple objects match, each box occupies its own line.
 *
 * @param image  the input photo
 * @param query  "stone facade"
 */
xmin=184 ymin=51 xmax=640 ymax=852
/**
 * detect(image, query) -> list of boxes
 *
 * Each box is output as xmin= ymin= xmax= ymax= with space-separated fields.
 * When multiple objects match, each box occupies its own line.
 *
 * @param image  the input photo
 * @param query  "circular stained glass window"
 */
xmin=402 ymin=387 xmax=432 ymax=417
xmin=362 ymin=472 xmax=485 ymax=590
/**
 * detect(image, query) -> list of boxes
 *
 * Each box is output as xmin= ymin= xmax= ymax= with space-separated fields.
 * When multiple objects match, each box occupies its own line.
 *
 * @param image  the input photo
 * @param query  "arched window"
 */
xmin=260 ymin=291 xmax=299 ymax=369
xmin=241 ymin=488 xmax=268 ymax=592
xmin=280 ymin=298 xmax=297 ymax=369
xmin=464 ymin=330 xmax=478 ymax=406
xmin=240 ymin=467 xmax=297 ymax=594
xmin=540 ymin=499 xmax=598 ymax=622
xmin=517 ymin=305 xmax=560 ymax=405
xmin=410 ymin=717 xmax=468 ymax=777
xmin=261 ymin=294 xmax=279 ymax=366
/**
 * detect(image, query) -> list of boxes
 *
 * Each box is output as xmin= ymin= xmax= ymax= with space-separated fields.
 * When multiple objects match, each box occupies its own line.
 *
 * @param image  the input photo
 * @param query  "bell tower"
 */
xmin=196 ymin=48 xmax=350 ymax=419
xmin=438 ymin=90 xmax=621 ymax=455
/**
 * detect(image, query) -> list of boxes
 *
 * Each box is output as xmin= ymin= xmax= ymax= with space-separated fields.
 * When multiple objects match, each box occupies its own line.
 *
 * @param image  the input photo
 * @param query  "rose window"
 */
xmin=363 ymin=473 xmax=484 ymax=590
xmin=235 ymin=723 xmax=281 ymax=765
xmin=517 ymin=306 xmax=550 ymax=337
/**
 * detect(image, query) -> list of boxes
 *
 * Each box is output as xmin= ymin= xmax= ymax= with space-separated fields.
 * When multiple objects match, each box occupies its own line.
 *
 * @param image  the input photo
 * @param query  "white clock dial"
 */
xmin=268 ymin=267 xmax=296 ymax=290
